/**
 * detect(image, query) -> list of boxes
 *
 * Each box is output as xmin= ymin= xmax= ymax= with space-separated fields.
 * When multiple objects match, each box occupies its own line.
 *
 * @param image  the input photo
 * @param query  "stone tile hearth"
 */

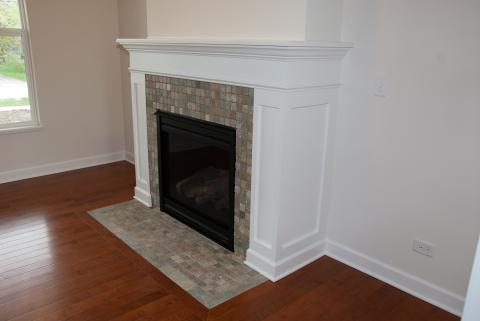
xmin=89 ymin=200 xmax=266 ymax=308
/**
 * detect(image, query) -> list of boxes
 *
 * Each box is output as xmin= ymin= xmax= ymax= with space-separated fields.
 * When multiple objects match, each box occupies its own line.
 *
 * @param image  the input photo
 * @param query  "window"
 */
xmin=0 ymin=0 xmax=39 ymax=131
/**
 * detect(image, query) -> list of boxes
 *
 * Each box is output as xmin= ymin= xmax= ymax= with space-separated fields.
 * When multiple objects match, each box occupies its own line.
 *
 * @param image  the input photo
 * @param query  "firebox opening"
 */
xmin=156 ymin=110 xmax=236 ymax=251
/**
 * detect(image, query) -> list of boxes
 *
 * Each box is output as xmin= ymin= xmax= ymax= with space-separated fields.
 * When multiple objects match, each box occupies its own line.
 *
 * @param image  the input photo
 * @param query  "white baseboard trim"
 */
xmin=245 ymin=240 xmax=325 ymax=282
xmin=245 ymin=249 xmax=277 ymax=280
xmin=246 ymin=239 xmax=464 ymax=316
xmin=0 ymin=151 xmax=133 ymax=184
xmin=134 ymin=186 xmax=152 ymax=207
xmin=125 ymin=151 xmax=135 ymax=164
xmin=274 ymin=240 xmax=326 ymax=281
xmin=325 ymin=239 xmax=465 ymax=317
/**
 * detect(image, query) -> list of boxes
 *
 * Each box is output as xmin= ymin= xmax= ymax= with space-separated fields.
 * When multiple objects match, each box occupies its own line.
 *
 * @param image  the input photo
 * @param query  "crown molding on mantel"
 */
xmin=116 ymin=38 xmax=353 ymax=60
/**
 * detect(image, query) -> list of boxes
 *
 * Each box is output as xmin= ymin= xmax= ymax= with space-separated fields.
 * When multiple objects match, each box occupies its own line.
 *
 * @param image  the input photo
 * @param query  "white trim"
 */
xmin=19 ymin=0 xmax=41 ymax=129
xmin=129 ymin=72 xmax=152 ymax=207
xmin=0 ymin=152 xmax=132 ymax=184
xmin=134 ymin=187 xmax=152 ymax=207
xmin=124 ymin=151 xmax=135 ymax=164
xmin=117 ymin=38 xmax=353 ymax=61
xmin=0 ymin=123 xmax=42 ymax=135
xmin=0 ymin=0 xmax=41 ymax=131
xmin=325 ymin=240 xmax=465 ymax=317
xmin=129 ymin=69 xmax=342 ymax=92
xmin=246 ymin=238 xmax=464 ymax=316
xmin=245 ymin=240 xmax=325 ymax=282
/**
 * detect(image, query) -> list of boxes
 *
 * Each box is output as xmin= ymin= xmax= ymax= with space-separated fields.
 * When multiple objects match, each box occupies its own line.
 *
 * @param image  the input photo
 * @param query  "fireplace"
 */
xmin=156 ymin=110 xmax=236 ymax=250
xmin=119 ymin=39 xmax=351 ymax=281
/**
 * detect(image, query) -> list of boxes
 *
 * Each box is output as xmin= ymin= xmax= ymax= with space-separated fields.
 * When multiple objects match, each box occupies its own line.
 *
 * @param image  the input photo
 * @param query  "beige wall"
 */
xmin=0 ymin=0 xmax=124 ymax=172
xmin=305 ymin=0 xmax=343 ymax=41
xmin=145 ymin=0 xmax=343 ymax=41
xmin=118 ymin=0 xmax=147 ymax=155
xmin=328 ymin=0 xmax=480 ymax=297
xmin=146 ymin=0 xmax=306 ymax=40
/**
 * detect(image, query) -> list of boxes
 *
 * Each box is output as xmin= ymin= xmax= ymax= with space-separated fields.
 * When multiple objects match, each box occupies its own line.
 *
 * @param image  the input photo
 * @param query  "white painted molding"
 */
xmin=247 ymin=238 xmax=464 ymax=315
xmin=128 ymin=70 xmax=343 ymax=93
xmin=245 ymin=240 xmax=326 ymax=282
xmin=125 ymin=151 xmax=135 ymax=164
xmin=130 ymin=71 xmax=152 ymax=208
xmin=121 ymin=41 xmax=349 ymax=90
xmin=325 ymin=240 xmax=465 ymax=317
xmin=0 ymin=152 xmax=132 ymax=184
xmin=117 ymin=38 xmax=353 ymax=61
xmin=134 ymin=186 xmax=152 ymax=207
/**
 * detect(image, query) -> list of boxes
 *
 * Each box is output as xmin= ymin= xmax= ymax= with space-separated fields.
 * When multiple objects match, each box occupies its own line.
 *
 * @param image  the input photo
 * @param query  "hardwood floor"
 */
xmin=0 ymin=162 xmax=460 ymax=321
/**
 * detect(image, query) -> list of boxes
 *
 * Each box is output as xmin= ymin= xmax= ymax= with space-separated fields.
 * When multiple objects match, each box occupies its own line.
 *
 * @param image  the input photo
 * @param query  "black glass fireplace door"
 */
xmin=156 ymin=111 xmax=236 ymax=251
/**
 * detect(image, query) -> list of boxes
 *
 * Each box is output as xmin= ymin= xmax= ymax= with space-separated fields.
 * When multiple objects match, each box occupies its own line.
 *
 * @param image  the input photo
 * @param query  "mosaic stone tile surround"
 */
xmin=89 ymin=200 xmax=266 ymax=308
xmin=145 ymin=75 xmax=254 ymax=256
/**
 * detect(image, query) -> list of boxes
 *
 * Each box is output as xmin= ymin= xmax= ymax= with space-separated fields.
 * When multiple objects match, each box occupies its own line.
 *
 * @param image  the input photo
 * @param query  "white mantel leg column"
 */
xmin=130 ymin=71 xmax=152 ymax=207
xmin=246 ymin=86 xmax=336 ymax=281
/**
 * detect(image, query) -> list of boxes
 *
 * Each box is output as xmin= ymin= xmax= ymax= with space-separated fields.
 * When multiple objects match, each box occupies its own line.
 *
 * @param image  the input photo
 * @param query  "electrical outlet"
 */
xmin=413 ymin=239 xmax=434 ymax=257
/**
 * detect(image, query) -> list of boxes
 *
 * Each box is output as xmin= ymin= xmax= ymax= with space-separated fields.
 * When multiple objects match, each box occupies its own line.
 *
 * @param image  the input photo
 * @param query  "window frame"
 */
xmin=0 ymin=0 xmax=41 ymax=133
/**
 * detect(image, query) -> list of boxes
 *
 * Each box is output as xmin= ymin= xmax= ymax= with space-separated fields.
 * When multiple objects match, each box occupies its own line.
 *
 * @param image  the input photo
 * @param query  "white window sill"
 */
xmin=0 ymin=123 xmax=43 ymax=135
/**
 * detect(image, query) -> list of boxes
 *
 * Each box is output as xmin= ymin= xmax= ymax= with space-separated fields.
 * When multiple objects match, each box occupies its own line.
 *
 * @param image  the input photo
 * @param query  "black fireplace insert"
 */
xmin=156 ymin=111 xmax=236 ymax=251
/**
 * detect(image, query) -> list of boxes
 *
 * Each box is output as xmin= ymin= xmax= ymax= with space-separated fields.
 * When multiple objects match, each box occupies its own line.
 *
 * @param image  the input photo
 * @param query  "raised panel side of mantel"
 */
xmin=245 ymin=86 xmax=338 ymax=281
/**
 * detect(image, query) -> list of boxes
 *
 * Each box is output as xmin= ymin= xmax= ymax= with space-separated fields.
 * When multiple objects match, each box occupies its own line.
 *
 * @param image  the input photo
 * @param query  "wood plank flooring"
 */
xmin=0 ymin=162 xmax=460 ymax=321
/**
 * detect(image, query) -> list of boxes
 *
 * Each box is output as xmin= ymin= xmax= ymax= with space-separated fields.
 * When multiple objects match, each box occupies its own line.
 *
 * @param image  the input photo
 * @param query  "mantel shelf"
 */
xmin=117 ymin=38 xmax=353 ymax=60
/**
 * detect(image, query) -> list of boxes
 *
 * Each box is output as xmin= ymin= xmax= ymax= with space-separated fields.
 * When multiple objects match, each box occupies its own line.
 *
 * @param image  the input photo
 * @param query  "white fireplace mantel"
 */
xmin=118 ymin=37 xmax=352 ymax=281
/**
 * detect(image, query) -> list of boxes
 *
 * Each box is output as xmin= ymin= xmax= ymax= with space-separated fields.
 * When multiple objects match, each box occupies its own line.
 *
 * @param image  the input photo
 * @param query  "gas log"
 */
xmin=176 ymin=167 xmax=229 ymax=210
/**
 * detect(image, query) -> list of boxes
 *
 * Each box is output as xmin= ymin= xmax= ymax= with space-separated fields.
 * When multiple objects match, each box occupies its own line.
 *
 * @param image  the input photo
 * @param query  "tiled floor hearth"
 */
xmin=89 ymin=200 xmax=266 ymax=308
